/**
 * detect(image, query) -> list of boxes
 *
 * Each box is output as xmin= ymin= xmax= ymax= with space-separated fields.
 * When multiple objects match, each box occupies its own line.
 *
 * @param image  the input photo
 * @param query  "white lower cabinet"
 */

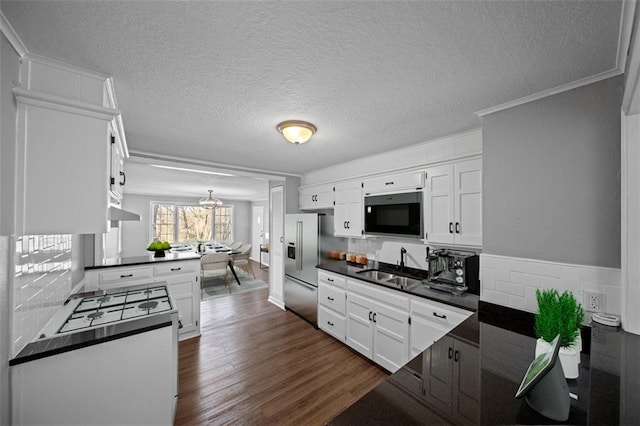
xmin=423 ymin=336 xmax=480 ymax=424
xmin=317 ymin=269 xmax=474 ymax=374
xmin=409 ymin=297 xmax=472 ymax=358
xmin=346 ymin=278 xmax=410 ymax=372
xmin=318 ymin=271 xmax=347 ymax=341
xmin=84 ymin=259 xmax=201 ymax=340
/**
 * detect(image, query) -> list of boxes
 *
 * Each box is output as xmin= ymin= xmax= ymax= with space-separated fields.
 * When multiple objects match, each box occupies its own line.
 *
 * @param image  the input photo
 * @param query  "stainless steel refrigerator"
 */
xmin=284 ymin=214 xmax=347 ymax=326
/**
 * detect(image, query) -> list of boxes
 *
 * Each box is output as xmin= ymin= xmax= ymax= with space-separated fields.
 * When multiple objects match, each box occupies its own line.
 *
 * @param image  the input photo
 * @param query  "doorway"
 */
xmin=251 ymin=206 xmax=264 ymax=262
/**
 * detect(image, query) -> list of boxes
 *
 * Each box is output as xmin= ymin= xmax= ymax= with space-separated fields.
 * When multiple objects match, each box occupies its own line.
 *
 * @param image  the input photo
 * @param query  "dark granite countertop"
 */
xmin=85 ymin=251 xmax=201 ymax=270
xmin=329 ymin=301 xmax=640 ymax=425
xmin=9 ymin=282 xmax=178 ymax=366
xmin=317 ymin=260 xmax=479 ymax=312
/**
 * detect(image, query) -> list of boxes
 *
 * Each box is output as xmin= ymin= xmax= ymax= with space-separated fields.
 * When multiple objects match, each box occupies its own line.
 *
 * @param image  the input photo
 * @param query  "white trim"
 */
xmin=13 ymin=87 xmax=119 ymax=120
xmin=128 ymin=150 xmax=297 ymax=179
xmin=22 ymin=52 xmax=110 ymax=81
xmin=622 ymin=2 xmax=640 ymax=114
xmin=475 ymin=69 xmax=623 ymax=117
xmin=104 ymin=77 xmax=129 ymax=157
xmin=616 ymin=0 xmax=637 ymax=74
xmin=0 ymin=11 xmax=27 ymax=57
xmin=267 ymin=296 xmax=285 ymax=310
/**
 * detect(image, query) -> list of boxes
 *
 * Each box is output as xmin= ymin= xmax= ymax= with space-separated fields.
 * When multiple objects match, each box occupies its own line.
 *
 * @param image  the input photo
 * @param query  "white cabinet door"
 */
xmin=454 ymin=159 xmax=482 ymax=246
xmin=372 ymin=301 xmax=410 ymax=372
xmin=425 ymin=158 xmax=482 ymax=246
xmin=334 ymin=180 xmax=363 ymax=237
xmin=164 ymin=273 xmax=199 ymax=339
xmin=424 ymin=164 xmax=455 ymax=244
xmin=299 ymin=184 xmax=334 ymax=210
xmin=345 ymin=292 xmax=374 ymax=358
xmin=109 ymin=122 xmax=125 ymax=203
xmin=363 ymin=171 xmax=424 ymax=195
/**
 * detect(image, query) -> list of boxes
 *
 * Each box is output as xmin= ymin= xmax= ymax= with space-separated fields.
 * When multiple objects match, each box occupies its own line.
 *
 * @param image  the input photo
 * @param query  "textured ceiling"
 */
xmin=1 ymin=0 xmax=623 ymax=199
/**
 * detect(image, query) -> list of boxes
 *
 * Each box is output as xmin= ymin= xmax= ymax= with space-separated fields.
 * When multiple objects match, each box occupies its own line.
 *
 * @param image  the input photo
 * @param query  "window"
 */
xmin=214 ymin=206 xmax=233 ymax=242
xmin=151 ymin=203 xmax=233 ymax=243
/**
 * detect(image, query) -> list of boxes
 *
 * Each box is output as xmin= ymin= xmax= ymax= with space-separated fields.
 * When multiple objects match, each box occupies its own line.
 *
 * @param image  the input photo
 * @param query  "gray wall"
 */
xmin=483 ymin=76 xmax=623 ymax=268
xmin=121 ymin=194 xmax=252 ymax=257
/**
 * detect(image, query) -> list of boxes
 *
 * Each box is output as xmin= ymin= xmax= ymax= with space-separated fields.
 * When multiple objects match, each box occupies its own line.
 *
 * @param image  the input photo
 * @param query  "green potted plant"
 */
xmin=534 ymin=289 xmax=585 ymax=379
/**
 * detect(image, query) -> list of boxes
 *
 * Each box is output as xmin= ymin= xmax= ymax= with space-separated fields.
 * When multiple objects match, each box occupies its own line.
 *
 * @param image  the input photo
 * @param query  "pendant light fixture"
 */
xmin=276 ymin=120 xmax=317 ymax=144
xmin=199 ymin=189 xmax=223 ymax=209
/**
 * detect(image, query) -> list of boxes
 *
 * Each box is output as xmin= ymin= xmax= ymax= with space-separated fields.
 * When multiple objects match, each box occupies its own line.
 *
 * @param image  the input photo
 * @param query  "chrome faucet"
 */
xmin=399 ymin=247 xmax=407 ymax=271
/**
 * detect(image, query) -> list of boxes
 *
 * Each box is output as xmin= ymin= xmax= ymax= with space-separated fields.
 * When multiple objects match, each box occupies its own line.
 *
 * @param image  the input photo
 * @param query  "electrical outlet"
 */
xmin=584 ymin=291 xmax=605 ymax=312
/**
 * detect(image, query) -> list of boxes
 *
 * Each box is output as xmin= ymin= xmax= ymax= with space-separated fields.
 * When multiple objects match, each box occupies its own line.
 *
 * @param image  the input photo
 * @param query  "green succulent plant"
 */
xmin=535 ymin=289 xmax=584 ymax=347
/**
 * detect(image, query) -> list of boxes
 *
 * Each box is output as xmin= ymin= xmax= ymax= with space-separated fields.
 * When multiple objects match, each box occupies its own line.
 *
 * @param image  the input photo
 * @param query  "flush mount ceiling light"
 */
xmin=276 ymin=120 xmax=317 ymax=144
xmin=199 ymin=190 xmax=223 ymax=209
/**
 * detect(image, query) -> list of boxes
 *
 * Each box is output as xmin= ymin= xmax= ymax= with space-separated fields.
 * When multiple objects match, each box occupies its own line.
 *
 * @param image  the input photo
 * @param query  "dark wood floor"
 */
xmin=174 ymin=260 xmax=388 ymax=425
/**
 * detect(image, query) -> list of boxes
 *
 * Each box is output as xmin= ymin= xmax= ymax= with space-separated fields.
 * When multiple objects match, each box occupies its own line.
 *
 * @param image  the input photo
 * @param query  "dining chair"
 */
xmin=200 ymin=252 xmax=233 ymax=295
xmin=230 ymin=244 xmax=254 ymax=278
xmin=228 ymin=241 xmax=243 ymax=250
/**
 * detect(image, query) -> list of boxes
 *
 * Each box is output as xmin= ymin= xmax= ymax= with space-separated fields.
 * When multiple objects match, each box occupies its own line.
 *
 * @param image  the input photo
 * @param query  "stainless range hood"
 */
xmin=108 ymin=206 xmax=140 ymax=227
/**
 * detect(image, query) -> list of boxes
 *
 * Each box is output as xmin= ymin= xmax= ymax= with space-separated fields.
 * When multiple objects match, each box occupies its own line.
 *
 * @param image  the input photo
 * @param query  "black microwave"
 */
xmin=364 ymin=191 xmax=423 ymax=238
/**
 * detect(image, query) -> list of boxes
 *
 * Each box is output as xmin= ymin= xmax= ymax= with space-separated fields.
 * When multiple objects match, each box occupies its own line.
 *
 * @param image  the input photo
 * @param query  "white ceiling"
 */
xmin=1 ymin=0 xmax=626 ymax=200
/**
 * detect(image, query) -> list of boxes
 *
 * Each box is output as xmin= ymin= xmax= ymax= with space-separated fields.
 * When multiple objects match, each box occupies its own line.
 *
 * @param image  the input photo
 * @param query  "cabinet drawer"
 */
xmin=98 ymin=267 xmax=153 ymax=284
xmin=318 ymin=270 xmax=346 ymax=289
xmin=319 ymin=306 xmax=346 ymax=342
xmin=318 ymin=283 xmax=346 ymax=315
xmin=348 ymin=278 xmax=410 ymax=310
xmin=363 ymin=171 xmax=424 ymax=195
xmin=410 ymin=297 xmax=471 ymax=330
xmin=154 ymin=262 xmax=197 ymax=276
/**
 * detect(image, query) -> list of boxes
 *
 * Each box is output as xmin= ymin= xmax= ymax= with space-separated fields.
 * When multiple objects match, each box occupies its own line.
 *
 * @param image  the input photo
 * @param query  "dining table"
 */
xmin=202 ymin=244 xmax=243 ymax=286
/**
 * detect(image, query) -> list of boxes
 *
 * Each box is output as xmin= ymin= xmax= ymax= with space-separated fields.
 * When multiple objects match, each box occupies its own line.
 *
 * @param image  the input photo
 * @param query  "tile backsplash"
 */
xmin=348 ymin=239 xmax=431 ymax=270
xmin=12 ymin=235 xmax=76 ymax=356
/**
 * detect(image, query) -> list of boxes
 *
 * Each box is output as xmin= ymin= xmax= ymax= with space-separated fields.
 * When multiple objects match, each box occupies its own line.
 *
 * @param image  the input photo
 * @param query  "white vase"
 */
xmin=535 ymin=337 xmax=580 ymax=379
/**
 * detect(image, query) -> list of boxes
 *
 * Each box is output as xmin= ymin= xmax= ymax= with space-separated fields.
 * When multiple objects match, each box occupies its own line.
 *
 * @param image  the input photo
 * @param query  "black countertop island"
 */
xmin=85 ymin=251 xmax=201 ymax=270
xmin=329 ymin=301 xmax=639 ymax=425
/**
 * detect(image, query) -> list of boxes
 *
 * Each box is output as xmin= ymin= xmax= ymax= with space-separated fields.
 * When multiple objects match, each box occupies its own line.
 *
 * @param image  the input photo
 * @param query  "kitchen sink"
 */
xmin=385 ymin=276 xmax=423 ymax=290
xmin=356 ymin=270 xmax=396 ymax=281
xmin=356 ymin=269 xmax=423 ymax=291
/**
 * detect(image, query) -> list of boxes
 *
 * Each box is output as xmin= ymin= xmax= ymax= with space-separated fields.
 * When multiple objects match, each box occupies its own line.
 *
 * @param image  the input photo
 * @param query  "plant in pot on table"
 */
xmin=534 ymin=289 xmax=585 ymax=379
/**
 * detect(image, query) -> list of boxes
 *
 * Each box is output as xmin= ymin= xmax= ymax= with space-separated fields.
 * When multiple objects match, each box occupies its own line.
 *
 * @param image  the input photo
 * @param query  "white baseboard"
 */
xmin=481 ymin=253 xmax=621 ymax=316
xmin=268 ymin=296 xmax=285 ymax=310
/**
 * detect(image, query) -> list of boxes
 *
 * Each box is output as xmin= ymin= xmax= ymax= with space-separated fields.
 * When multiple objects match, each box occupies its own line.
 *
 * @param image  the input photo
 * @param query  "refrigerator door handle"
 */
xmin=297 ymin=221 xmax=303 ymax=271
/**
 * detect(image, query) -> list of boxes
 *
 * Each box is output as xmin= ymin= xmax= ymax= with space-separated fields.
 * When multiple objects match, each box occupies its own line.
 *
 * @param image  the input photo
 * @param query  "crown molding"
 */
xmin=477 ymin=0 xmax=636 ymax=118
xmin=622 ymin=1 xmax=640 ymax=114
xmin=475 ymin=68 xmax=623 ymax=117
xmin=13 ymin=87 xmax=119 ymax=120
xmin=0 ymin=11 xmax=28 ymax=57
xmin=128 ymin=150 xmax=300 ymax=180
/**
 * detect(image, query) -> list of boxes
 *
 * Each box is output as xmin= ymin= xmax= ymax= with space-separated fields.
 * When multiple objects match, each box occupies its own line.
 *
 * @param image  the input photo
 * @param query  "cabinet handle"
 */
xmin=449 ymin=222 xmax=453 ymax=233
xmin=454 ymin=350 xmax=460 ymax=362
xmin=120 ymin=274 xmax=133 ymax=278
xmin=448 ymin=347 xmax=453 ymax=359
xmin=327 ymin=278 xmax=334 ymax=282
xmin=455 ymin=222 xmax=460 ymax=234
xmin=346 ymin=221 xmax=350 ymax=229
xmin=344 ymin=221 xmax=347 ymax=229
xmin=327 ymin=296 xmax=334 ymax=301
xmin=433 ymin=312 xmax=447 ymax=320
xmin=373 ymin=312 xmax=377 ymax=323
xmin=170 ymin=267 xmax=181 ymax=271
xmin=119 ymin=171 xmax=126 ymax=186
xmin=369 ymin=311 xmax=373 ymax=321
xmin=327 ymin=321 xmax=334 ymax=327
xmin=385 ymin=181 xmax=394 ymax=186
xmin=280 ymin=237 xmax=284 ymax=243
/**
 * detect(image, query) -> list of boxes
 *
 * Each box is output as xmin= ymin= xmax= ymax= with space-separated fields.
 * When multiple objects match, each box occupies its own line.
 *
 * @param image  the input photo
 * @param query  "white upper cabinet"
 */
xmin=363 ymin=171 xmax=424 ymax=195
xmin=109 ymin=121 xmax=126 ymax=203
xmin=334 ymin=180 xmax=363 ymax=238
xmin=12 ymin=55 xmax=121 ymax=235
xmin=424 ymin=158 xmax=482 ymax=246
xmin=299 ymin=183 xmax=334 ymax=210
